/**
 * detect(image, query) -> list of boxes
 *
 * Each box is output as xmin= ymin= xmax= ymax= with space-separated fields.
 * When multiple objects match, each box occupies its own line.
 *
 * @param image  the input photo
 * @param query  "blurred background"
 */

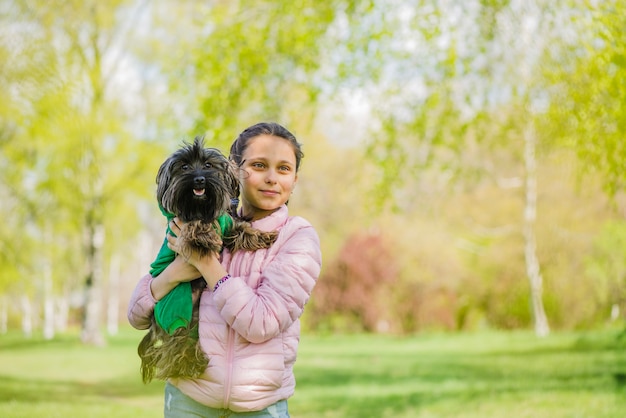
xmin=1 ymin=0 xmax=625 ymax=345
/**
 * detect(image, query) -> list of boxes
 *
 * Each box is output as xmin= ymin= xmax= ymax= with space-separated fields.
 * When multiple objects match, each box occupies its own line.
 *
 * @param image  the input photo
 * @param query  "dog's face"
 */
xmin=156 ymin=137 xmax=239 ymax=223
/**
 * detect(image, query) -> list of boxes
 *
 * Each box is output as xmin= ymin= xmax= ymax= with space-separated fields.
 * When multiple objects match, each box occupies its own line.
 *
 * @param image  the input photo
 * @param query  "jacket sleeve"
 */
xmin=213 ymin=219 xmax=321 ymax=344
xmin=127 ymin=273 xmax=157 ymax=330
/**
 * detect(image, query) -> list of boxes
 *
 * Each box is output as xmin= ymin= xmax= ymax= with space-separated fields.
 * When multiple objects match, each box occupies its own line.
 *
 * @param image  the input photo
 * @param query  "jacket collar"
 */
xmin=250 ymin=205 xmax=288 ymax=232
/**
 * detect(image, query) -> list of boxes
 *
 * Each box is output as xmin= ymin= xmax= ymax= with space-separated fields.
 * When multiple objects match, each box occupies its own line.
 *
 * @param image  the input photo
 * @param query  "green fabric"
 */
xmin=154 ymin=283 xmax=192 ymax=334
xmin=149 ymin=206 xmax=177 ymax=277
xmin=151 ymin=204 xmax=231 ymax=335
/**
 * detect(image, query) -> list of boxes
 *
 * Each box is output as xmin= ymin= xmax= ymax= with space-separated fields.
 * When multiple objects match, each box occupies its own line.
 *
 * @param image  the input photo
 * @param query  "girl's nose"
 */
xmin=265 ymin=170 xmax=277 ymax=184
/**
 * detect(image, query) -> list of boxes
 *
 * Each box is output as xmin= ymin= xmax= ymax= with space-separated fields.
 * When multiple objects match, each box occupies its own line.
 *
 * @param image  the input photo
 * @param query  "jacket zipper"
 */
xmin=222 ymin=326 xmax=235 ymax=408
xmin=221 ymin=253 xmax=237 ymax=409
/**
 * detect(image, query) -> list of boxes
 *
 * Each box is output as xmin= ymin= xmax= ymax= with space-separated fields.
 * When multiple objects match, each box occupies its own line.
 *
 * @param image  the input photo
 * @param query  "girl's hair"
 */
xmin=229 ymin=122 xmax=303 ymax=171
xmin=228 ymin=122 xmax=303 ymax=216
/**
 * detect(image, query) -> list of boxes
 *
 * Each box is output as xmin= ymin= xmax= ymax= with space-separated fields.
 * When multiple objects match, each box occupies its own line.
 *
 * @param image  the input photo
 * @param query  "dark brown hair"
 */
xmin=229 ymin=122 xmax=303 ymax=171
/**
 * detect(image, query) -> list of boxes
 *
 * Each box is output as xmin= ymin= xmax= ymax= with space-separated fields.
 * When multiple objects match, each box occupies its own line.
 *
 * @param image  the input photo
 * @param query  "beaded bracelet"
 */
xmin=213 ymin=274 xmax=231 ymax=292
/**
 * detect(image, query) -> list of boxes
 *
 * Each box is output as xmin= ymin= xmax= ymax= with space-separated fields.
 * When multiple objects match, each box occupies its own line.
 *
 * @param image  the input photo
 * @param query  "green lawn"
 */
xmin=0 ymin=327 xmax=624 ymax=417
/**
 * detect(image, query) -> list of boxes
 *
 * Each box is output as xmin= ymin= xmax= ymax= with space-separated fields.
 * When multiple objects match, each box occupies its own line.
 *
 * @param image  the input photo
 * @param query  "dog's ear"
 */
xmin=226 ymin=159 xmax=240 ymax=200
xmin=225 ymin=160 xmax=241 ymax=218
xmin=155 ymin=156 xmax=173 ymax=205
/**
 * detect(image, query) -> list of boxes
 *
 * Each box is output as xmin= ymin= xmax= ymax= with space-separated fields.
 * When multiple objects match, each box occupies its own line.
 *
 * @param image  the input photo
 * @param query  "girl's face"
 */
xmin=238 ymin=134 xmax=298 ymax=221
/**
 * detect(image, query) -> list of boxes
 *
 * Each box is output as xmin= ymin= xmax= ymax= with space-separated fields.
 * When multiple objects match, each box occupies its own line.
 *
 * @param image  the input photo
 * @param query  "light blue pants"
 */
xmin=164 ymin=382 xmax=290 ymax=418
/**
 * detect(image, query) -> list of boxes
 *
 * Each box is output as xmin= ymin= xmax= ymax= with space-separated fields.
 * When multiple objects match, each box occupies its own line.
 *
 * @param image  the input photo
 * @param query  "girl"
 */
xmin=128 ymin=122 xmax=321 ymax=417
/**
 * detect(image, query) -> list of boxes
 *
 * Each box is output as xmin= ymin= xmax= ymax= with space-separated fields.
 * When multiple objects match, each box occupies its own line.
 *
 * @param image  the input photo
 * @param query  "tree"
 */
xmin=1 ymin=0 xmax=622 ymax=337
xmin=347 ymin=0 xmax=545 ymax=335
xmin=545 ymin=0 xmax=626 ymax=196
xmin=141 ymin=0 xmax=376 ymax=148
xmin=501 ymin=0 xmax=553 ymax=337
xmin=0 ymin=0 xmax=160 ymax=342
xmin=333 ymin=0 xmax=591 ymax=335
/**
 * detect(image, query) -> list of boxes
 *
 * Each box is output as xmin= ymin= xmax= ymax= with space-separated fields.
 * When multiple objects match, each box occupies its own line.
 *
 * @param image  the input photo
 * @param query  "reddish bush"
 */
xmin=308 ymin=230 xmax=398 ymax=332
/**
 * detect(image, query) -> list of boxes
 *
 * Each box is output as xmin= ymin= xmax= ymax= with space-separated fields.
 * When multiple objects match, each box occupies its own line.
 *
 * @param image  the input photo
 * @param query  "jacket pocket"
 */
xmin=237 ymin=335 xmax=285 ymax=390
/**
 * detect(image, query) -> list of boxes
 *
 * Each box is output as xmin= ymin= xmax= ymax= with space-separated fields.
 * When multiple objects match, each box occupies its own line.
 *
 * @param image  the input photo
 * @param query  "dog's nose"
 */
xmin=194 ymin=176 xmax=206 ymax=187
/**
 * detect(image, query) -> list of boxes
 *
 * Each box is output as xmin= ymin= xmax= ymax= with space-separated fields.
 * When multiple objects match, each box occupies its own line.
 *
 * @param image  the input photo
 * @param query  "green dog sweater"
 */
xmin=150 ymin=205 xmax=232 ymax=335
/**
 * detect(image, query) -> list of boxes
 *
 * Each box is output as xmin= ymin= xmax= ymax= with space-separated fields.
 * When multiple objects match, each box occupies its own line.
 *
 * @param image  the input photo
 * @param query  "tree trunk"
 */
xmin=21 ymin=295 xmax=33 ymax=338
xmin=42 ymin=224 xmax=55 ymax=339
xmin=523 ymin=123 xmax=550 ymax=337
xmin=0 ymin=296 xmax=7 ymax=334
xmin=55 ymin=296 xmax=69 ymax=333
xmin=43 ymin=263 xmax=55 ymax=340
xmin=81 ymin=220 xmax=105 ymax=346
xmin=107 ymin=253 xmax=120 ymax=336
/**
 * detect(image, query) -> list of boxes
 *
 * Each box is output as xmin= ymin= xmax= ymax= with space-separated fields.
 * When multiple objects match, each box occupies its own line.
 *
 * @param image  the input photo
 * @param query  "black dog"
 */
xmin=137 ymin=137 xmax=277 ymax=383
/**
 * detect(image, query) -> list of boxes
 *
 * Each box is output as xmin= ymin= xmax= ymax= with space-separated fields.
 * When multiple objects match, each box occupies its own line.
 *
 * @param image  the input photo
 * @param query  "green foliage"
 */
xmin=0 ymin=0 xmax=164 ymax=332
xmin=545 ymin=0 xmax=626 ymax=195
xmin=337 ymin=0 xmax=626 ymax=334
xmin=584 ymin=221 xmax=626 ymax=315
xmin=1 ymin=0 xmax=625 ymax=337
xmin=147 ymin=0 xmax=374 ymax=148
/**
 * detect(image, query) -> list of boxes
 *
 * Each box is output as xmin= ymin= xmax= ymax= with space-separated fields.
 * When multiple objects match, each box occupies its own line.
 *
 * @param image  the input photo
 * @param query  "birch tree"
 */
xmin=329 ymin=0 xmax=569 ymax=334
xmin=1 ymin=0 xmax=158 ymax=342
xmin=500 ymin=0 xmax=552 ymax=336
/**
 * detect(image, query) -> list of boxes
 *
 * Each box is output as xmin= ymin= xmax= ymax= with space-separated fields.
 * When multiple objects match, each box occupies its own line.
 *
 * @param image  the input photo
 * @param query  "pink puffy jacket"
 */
xmin=127 ymin=205 xmax=321 ymax=412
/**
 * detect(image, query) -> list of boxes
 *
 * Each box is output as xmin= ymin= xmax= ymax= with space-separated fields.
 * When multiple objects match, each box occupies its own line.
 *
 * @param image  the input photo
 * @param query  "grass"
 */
xmin=0 ymin=327 xmax=625 ymax=417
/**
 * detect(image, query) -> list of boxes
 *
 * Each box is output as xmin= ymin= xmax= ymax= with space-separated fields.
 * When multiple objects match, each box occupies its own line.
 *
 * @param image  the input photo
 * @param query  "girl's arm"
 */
xmin=213 ymin=218 xmax=322 ymax=344
xmin=127 ymin=255 xmax=211 ymax=329
xmin=128 ymin=217 xmax=210 ymax=328
xmin=127 ymin=255 xmax=202 ymax=329
xmin=149 ymin=254 xmax=205 ymax=300
xmin=127 ymin=274 xmax=156 ymax=330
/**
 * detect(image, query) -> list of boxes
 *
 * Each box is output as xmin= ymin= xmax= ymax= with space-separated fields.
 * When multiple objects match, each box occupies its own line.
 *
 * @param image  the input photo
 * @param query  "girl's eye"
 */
xmin=252 ymin=162 xmax=265 ymax=169
xmin=279 ymin=165 xmax=291 ymax=172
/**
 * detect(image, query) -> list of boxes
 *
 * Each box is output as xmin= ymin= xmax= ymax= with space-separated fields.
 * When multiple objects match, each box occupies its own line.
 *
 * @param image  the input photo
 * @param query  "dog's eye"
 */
xmin=181 ymin=164 xmax=189 ymax=170
xmin=204 ymin=162 xmax=213 ymax=169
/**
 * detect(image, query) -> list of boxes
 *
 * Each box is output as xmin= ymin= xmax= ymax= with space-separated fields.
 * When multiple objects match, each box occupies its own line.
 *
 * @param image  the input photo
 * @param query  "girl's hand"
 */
xmin=166 ymin=217 xmax=184 ymax=255
xmin=165 ymin=217 xmax=228 ymax=290
xmin=166 ymin=218 xmax=216 ymax=269
xmin=149 ymin=217 xmax=202 ymax=300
